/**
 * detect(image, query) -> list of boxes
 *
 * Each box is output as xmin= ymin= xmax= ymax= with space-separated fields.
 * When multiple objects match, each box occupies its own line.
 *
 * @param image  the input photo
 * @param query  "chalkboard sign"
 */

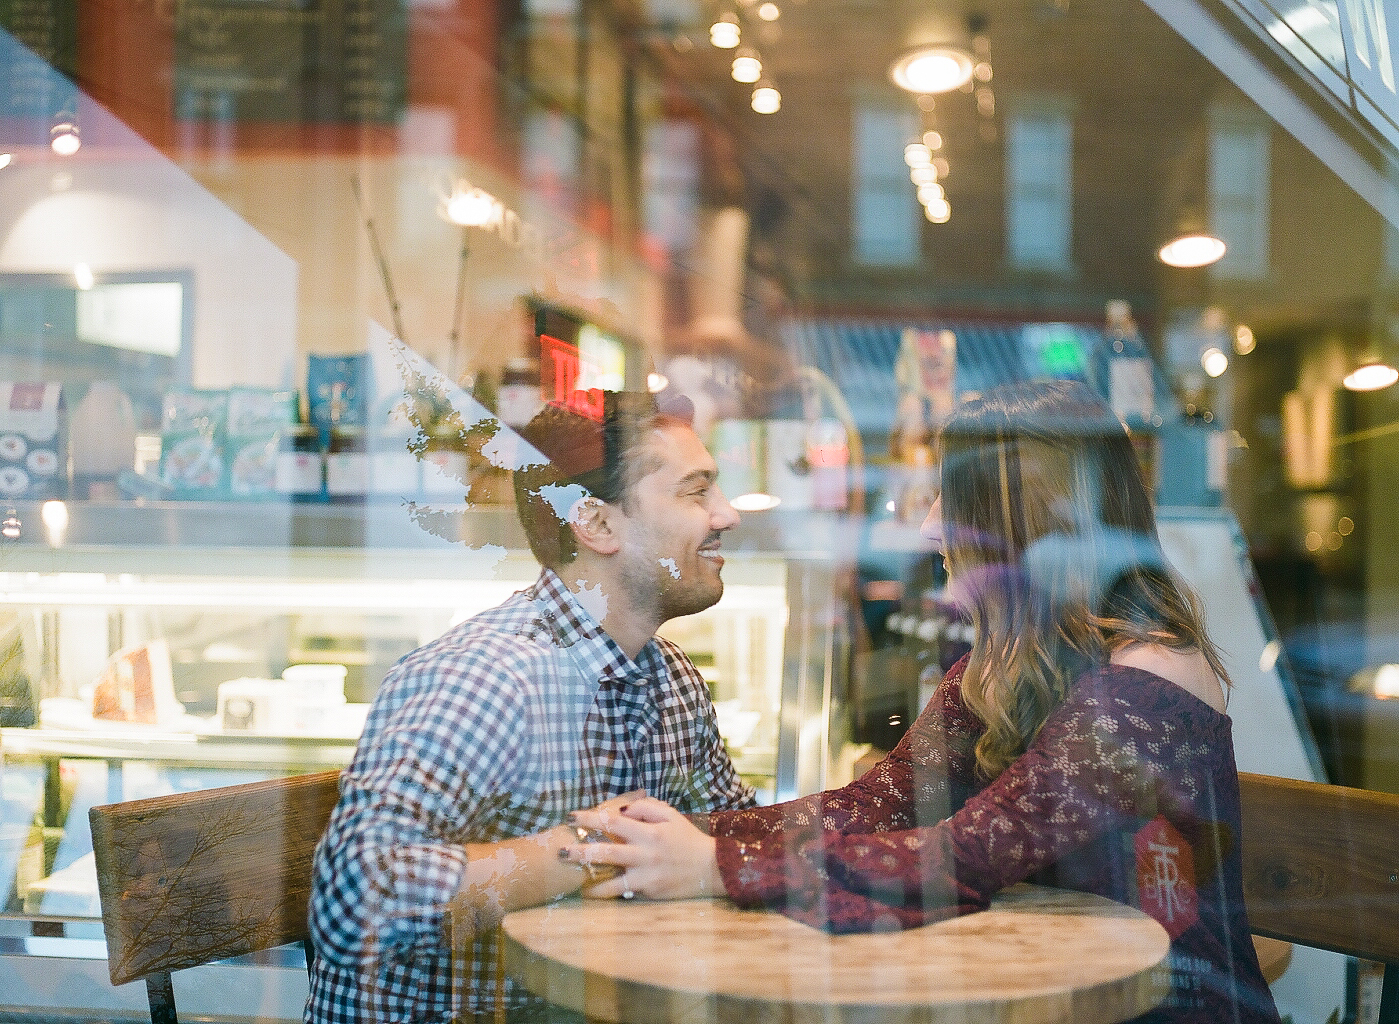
xmin=0 ymin=0 xmax=77 ymax=119
xmin=173 ymin=0 xmax=406 ymax=124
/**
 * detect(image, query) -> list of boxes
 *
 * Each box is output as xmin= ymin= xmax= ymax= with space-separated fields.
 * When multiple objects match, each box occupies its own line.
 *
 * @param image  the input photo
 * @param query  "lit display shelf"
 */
xmin=0 ymin=497 xmax=851 ymax=1024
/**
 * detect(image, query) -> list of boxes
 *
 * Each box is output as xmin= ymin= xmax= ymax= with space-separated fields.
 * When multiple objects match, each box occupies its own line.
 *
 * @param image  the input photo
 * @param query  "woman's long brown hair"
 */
xmin=937 ymin=380 xmax=1229 ymax=780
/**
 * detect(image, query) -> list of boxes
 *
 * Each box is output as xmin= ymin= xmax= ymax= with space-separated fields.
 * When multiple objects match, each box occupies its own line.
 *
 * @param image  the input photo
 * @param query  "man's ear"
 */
xmin=569 ymin=496 xmax=621 ymax=556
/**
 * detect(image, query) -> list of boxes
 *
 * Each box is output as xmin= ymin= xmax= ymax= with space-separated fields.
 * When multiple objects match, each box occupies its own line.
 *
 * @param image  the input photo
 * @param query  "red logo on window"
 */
xmin=1135 ymin=815 xmax=1198 ymax=939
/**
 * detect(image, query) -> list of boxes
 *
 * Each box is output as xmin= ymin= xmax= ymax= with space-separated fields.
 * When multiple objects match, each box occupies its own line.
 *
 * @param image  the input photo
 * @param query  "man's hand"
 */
xmin=449 ymin=790 xmax=645 ymax=936
xmin=561 ymin=798 xmax=724 ymax=902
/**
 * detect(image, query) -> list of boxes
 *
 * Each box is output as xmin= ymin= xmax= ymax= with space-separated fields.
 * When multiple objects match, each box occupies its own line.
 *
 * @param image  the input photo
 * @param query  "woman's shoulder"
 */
xmin=1095 ymin=643 xmax=1228 ymax=716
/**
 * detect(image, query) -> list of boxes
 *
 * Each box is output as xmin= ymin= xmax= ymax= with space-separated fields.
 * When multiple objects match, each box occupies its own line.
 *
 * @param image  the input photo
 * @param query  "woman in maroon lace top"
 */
xmin=567 ymin=380 xmax=1281 ymax=1024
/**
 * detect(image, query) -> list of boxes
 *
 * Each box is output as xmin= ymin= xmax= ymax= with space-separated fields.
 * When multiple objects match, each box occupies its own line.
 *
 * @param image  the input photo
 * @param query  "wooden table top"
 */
xmin=502 ymin=884 xmax=1171 ymax=1024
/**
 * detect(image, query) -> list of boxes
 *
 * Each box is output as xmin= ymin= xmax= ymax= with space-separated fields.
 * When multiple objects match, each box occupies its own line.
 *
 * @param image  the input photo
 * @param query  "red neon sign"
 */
xmin=539 ymin=333 xmax=605 ymax=421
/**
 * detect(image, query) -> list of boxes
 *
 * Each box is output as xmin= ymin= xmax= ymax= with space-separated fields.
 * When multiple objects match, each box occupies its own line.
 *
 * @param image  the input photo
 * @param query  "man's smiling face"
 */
xmin=613 ymin=422 xmax=740 ymax=623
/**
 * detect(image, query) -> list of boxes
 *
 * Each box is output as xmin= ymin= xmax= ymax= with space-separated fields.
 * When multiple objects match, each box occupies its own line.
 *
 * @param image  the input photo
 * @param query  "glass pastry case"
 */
xmin=0 ymin=498 xmax=852 ymax=1017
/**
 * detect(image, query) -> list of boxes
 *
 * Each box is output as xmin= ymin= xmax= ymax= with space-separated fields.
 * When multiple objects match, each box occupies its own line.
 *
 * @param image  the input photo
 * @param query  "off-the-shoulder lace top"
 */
xmin=709 ymin=657 xmax=1282 ymax=1024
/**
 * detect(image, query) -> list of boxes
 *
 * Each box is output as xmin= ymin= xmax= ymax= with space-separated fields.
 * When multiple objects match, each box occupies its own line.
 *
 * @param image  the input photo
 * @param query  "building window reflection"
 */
xmin=852 ymin=98 xmax=919 ymax=267
xmin=1209 ymin=108 xmax=1272 ymax=280
xmin=1005 ymin=98 xmax=1073 ymax=273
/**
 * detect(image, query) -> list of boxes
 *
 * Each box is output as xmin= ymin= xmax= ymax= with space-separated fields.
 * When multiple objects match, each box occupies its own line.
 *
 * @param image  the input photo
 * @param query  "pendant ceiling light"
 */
xmin=710 ymin=11 xmax=740 ymax=48
xmin=50 ymin=115 xmax=80 ymax=156
xmin=751 ymin=80 xmax=781 ymax=114
xmin=1344 ymin=357 xmax=1399 ymax=391
xmin=1158 ymin=233 xmax=1226 ymax=268
xmin=731 ymin=47 xmax=763 ymax=83
xmin=889 ymin=46 xmax=975 ymax=95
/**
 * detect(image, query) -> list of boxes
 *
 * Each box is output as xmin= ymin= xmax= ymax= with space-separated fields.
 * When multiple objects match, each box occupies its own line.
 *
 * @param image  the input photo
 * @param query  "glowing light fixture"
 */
xmin=41 ymin=500 xmax=68 ymax=547
xmin=441 ymin=182 xmax=495 ymax=226
xmin=1234 ymin=324 xmax=1256 ymax=355
xmin=73 ymin=263 xmax=94 ymax=291
xmin=647 ymin=372 xmax=669 ymax=392
xmin=731 ymin=492 xmax=781 ymax=512
xmin=917 ymin=182 xmax=944 ymax=204
xmin=931 ymin=156 xmax=950 ymax=178
xmin=925 ymin=197 xmax=951 ymax=222
xmin=910 ymin=165 xmax=938 ymax=185
xmin=751 ymin=81 xmax=781 ymax=114
xmin=1158 ymin=233 xmax=1226 ymax=268
xmin=903 ymin=142 xmax=932 ymax=167
xmin=0 ymin=154 xmax=11 ymax=170
xmin=731 ymin=48 xmax=763 ymax=83
xmin=757 ymin=2 xmax=780 ymax=20
xmin=922 ymin=130 xmax=943 ymax=150
xmin=1201 ymin=346 xmax=1229 ymax=378
xmin=50 ymin=119 xmax=80 ymax=156
xmin=1 ymin=508 xmax=19 ymax=540
xmin=1343 ymin=359 xmax=1399 ymax=391
xmin=890 ymin=46 xmax=975 ymax=95
xmin=710 ymin=12 xmax=740 ymax=48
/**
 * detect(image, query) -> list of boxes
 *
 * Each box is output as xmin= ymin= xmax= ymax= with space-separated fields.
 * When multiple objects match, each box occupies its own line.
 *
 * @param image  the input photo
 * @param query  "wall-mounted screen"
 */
xmin=76 ymin=282 xmax=184 ymax=357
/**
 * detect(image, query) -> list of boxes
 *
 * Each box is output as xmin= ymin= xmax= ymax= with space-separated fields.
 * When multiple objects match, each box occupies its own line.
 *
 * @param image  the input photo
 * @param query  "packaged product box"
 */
xmin=227 ymin=388 xmax=298 ymax=498
xmin=307 ymin=353 xmax=370 ymax=438
xmin=0 ymin=382 xmax=66 ymax=500
xmin=160 ymin=390 xmax=228 ymax=498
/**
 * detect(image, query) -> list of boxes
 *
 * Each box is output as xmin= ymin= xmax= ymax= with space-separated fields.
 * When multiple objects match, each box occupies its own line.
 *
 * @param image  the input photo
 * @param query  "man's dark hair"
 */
xmin=513 ymin=391 xmax=692 ymax=569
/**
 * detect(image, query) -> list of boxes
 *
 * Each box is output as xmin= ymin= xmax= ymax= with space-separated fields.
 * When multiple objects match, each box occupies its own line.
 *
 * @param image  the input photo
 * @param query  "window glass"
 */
xmin=1005 ymin=100 xmax=1073 ymax=273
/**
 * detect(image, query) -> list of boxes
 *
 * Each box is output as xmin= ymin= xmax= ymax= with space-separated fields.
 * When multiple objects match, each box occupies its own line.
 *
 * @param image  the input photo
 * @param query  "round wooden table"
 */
xmin=502 ymin=884 xmax=1171 ymax=1024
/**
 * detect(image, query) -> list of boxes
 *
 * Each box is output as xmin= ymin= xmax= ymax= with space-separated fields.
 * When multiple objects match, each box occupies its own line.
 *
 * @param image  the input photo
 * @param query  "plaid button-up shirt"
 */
xmin=306 ymin=569 xmax=755 ymax=1023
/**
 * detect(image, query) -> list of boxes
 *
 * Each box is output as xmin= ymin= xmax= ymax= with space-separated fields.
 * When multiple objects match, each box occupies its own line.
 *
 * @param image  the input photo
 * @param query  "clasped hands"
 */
xmin=560 ymin=797 xmax=724 ymax=902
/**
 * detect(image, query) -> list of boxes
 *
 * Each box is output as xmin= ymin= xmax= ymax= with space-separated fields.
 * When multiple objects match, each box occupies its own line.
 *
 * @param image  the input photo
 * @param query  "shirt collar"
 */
xmin=528 ymin=569 xmax=657 ymax=685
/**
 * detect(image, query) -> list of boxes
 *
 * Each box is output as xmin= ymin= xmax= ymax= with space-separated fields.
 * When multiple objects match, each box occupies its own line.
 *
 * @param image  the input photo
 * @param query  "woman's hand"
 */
xmin=561 ymin=797 xmax=724 ymax=901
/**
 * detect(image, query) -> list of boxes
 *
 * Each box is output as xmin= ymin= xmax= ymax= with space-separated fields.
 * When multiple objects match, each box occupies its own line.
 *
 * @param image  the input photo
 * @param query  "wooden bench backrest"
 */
xmin=89 ymin=769 xmax=342 ymax=988
xmin=1239 ymin=771 xmax=1399 ymax=963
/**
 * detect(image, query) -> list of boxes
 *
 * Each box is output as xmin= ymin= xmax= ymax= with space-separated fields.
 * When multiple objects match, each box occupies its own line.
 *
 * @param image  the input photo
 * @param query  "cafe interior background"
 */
xmin=2 ymin=0 xmax=1399 ymax=1018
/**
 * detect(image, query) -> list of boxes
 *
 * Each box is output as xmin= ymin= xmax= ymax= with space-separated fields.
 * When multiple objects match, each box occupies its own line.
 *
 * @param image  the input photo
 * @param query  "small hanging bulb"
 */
xmin=731 ymin=47 xmax=763 ymax=83
xmin=903 ymin=142 xmax=932 ymax=167
xmin=50 ymin=119 xmax=80 ymax=156
xmin=751 ymin=80 xmax=781 ymax=113
xmin=710 ymin=11 xmax=740 ymax=48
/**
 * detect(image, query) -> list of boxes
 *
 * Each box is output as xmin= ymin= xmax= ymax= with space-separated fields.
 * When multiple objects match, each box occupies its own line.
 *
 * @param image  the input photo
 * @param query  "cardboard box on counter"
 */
xmin=0 ymin=382 xmax=66 ymax=500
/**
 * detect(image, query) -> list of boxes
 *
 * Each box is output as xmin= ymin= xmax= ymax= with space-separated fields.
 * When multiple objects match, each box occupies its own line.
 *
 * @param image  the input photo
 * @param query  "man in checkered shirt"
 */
xmin=307 ymin=393 xmax=756 ymax=1023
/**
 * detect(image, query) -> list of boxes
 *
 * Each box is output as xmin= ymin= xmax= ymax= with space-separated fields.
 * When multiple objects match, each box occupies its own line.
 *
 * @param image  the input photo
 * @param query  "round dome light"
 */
xmin=890 ymin=47 xmax=974 ymax=95
xmin=1344 ymin=361 xmax=1399 ymax=391
xmin=731 ymin=492 xmax=781 ymax=511
xmin=1201 ymin=347 xmax=1229 ymax=378
xmin=1158 ymin=233 xmax=1226 ymax=268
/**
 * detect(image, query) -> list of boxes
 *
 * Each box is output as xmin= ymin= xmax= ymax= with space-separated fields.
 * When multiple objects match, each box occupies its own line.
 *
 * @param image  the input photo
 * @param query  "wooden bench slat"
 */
xmin=1239 ymin=772 xmax=1399 ymax=963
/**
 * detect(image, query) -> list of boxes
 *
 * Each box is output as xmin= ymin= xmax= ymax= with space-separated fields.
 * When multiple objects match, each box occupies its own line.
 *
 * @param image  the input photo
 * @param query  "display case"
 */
xmin=0 ymin=499 xmax=852 ymax=1018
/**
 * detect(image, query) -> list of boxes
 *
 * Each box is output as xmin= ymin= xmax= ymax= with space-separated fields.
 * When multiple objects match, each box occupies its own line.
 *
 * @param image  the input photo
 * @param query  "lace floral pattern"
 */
xmin=710 ymin=657 xmax=1281 ymax=1024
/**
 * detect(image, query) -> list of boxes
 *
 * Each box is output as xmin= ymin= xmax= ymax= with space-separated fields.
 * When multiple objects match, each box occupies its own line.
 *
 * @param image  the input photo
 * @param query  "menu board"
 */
xmin=173 ymin=0 xmax=406 ymax=123
xmin=0 ymin=0 xmax=77 ymax=118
